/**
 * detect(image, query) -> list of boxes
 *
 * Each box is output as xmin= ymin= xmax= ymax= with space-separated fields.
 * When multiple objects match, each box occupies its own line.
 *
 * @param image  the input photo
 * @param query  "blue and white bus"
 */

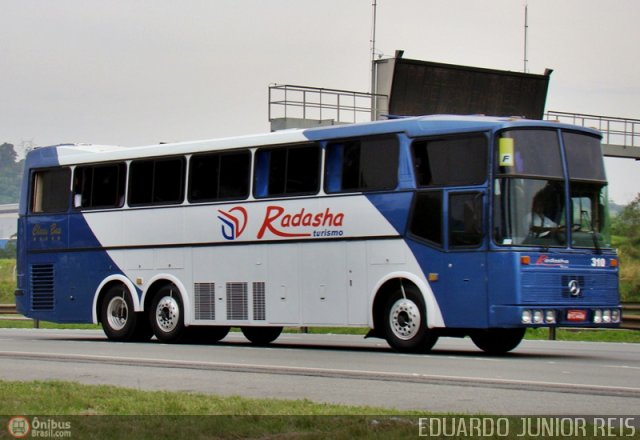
xmin=15 ymin=115 xmax=620 ymax=354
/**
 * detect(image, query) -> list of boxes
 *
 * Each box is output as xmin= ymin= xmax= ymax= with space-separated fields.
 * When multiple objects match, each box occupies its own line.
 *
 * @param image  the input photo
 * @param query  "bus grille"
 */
xmin=194 ymin=283 xmax=216 ymax=320
xmin=227 ymin=282 xmax=248 ymax=320
xmin=30 ymin=264 xmax=55 ymax=311
xmin=521 ymin=271 xmax=617 ymax=304
xmin=253 ymin=282 xmax=266 ymax=321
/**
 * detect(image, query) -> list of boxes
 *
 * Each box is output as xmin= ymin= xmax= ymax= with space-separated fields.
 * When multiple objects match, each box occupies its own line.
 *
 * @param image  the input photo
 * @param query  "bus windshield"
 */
xmin=493 ymin=129 xmax=610 ymax=248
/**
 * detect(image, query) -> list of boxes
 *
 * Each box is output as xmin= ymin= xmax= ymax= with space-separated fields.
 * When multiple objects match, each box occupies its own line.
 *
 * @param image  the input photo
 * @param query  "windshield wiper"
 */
xmin=592 ymin=231 xmax=602 ymax=254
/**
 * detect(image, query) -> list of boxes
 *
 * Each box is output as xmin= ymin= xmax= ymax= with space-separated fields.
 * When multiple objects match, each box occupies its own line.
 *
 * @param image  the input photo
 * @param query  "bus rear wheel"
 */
xmin=241 ymin=326 xmax=283 ymax=345
xmin=150 ymin=285 xmax=186 ymax=343
xmin=101 ymin=285 xmax=152 ymax=342
xmin=470 ymin=328 xmax=526 ymax=355
xmin=383 ymin=285 xmax=438 ymax=353
xmin=186 ymin=326 xmax=231 ymax=343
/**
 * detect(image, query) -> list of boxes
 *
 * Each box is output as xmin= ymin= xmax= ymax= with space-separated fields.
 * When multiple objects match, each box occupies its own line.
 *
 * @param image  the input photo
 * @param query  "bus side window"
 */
xmin=254 ymin=144 xmax=320 ymax=198
xmin=409 ymin=191 xmax=443 ymax=247
xmin=129 ymin=157 xmax=185 ymax=206
xmin=412 ymin=135 xmax=487 ymax=187
xmin=449 ymin=192 xmax=484 ymax=248
xmin=73 ymin=163 xmax=126 ymax=209
xmin=31 ymin=168 xmax=71 ymax=214
xmin=325 ymin=135 xmax=399 ymax=193
xmin=189 ymin=150 xmax=250 ymax=202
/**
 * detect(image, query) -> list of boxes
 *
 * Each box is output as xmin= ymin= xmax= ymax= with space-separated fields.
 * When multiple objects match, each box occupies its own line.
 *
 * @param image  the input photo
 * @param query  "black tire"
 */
xmin=186 ymin=326 xmax=231 ymax=344
xmin=470 ymin=328 xmax=526 ymax=355
xmin=150 ymin=285 xmax=186 ymax=343
xmin=100 ymin=285 xmax=152 ymax=342
xmin=241 ymin=326 xmax=283 ymax=345
xmin=382 ymin=285 xmax=438 ymax=353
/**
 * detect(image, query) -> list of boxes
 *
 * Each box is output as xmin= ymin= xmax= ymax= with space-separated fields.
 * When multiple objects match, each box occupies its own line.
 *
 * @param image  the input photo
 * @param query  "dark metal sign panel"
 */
xmin=377 ymin=58 xmax=551 ymax=119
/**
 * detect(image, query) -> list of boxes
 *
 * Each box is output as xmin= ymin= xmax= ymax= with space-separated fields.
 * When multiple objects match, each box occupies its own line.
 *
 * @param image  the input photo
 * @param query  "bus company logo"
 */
xmin=218 ymin=207 xmax=248 ymax=240
xmin=7 ymin=416 xmax=30 ymax=438
xmin=535 ymin=255 xmax=570 ymax=267
xmin=257 ymin=205 xmax=345 ymax=239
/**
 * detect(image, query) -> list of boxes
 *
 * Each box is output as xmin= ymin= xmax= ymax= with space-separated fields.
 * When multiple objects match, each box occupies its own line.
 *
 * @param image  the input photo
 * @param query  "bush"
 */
xmin=0 ymin=259 xmax=16 ymax=304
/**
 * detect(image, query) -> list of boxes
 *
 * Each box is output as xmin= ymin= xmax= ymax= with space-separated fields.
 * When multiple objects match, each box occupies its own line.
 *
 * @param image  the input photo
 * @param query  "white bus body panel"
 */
xmin=86 ymin=195 xmax=445 ymax=328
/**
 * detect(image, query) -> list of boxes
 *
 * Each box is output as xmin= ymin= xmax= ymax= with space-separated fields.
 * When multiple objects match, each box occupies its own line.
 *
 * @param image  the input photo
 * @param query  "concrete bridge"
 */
xmin=545 ymin=111 xmax=640 ymax=160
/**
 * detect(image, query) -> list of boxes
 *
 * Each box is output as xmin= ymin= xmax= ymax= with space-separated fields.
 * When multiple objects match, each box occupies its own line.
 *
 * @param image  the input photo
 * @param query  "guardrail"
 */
xmin=622 ymin=303 xmax=640 ymax=330
xmin=0 ymin=304 xmax=37 ymax=326
xmin=1 ymin=303 xmax=638 ymax=331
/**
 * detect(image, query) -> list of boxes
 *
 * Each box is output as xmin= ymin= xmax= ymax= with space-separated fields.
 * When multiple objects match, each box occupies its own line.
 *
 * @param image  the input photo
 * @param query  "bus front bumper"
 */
xmin=490 ymin=305 xmax=622 ymax=328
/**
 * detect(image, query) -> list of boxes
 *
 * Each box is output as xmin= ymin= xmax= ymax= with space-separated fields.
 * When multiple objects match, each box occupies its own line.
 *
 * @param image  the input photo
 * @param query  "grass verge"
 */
xmin=0 ymin=380 xmax=424 ymax=439
xmin=1 ymin=381 xmax=632 ymax=439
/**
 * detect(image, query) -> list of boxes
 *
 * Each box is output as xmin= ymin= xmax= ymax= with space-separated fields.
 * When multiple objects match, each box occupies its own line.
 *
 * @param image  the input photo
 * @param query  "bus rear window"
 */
xmin=325 ymin=135 xmax=398 ymax=193
xmin=31 ymin=168 xmax=71 ymax=213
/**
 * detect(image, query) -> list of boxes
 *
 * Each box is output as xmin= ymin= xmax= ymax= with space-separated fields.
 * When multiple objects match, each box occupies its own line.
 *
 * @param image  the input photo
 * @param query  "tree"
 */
xmin=0 ymin=143 xmax=24 ymax=204
xmin=611 ymin=194 xmax=640 ymax=239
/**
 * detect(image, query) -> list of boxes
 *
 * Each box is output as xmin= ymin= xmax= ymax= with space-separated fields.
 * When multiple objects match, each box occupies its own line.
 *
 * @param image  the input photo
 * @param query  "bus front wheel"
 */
xmin=470 ymin=328 xmax=526 ymax=355
xmin=383 ymin=286 xmax=438 ymax=353
xmin=101 ymin=285 xmax=152 ymax=342
xmin=150 ymin=285 xmax=186 ymax=343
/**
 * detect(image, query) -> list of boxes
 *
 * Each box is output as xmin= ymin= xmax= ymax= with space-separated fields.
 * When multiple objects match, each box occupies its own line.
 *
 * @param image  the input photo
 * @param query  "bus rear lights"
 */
xmin=593 ymin=309 xmax=621 ymax=324
xmin=521 ymin=309 xmax=556 ymax=324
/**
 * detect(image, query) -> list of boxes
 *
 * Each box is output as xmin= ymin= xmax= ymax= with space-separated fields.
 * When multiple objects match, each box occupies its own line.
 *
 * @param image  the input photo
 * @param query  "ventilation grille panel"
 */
xmin=253 ymin=282 xmax=266 ymax=321
xmin=30 ymin=264 xmax=55 ymax=311
xmin=227 ymin=282 xmax=248 ymax=320
xmin=194 ymin=282 xmax=216 ymax=320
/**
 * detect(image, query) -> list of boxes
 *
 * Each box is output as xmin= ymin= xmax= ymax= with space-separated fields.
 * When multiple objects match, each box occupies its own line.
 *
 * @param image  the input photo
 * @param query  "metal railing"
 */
xmin=623 ymin=303 xmax=640 ymax=330
xmin=545 ymin=110 xmax=640 ymax=148
xmin=268 ymin=84 xmax=388 ymax=125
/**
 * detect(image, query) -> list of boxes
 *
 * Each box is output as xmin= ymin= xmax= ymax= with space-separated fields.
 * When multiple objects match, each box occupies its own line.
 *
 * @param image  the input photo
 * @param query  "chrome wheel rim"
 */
xmin=155 ymin=296 xmax=180 ymax=333
xmin=389 ymin=298 xmax=421 ymax=340
xmin=106 ymin=296 xmax=128 ymax=331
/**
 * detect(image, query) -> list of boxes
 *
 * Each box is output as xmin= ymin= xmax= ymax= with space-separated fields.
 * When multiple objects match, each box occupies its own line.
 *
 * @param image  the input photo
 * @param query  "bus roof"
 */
xmin=27 ymin=115 xmax=601 ymax=168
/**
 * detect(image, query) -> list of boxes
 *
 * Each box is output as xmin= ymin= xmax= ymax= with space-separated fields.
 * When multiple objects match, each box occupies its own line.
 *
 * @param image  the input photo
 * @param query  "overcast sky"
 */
xmin=1 ymin=0 xmax=638 ymax=203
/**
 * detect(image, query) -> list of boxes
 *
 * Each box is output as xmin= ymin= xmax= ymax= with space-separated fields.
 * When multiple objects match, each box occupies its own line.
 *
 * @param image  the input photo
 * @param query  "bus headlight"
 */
xmin=545 ymin=310 xmax=556 ymax=324
xmin=533 ymin=310 xmax=544 ymax=324
xmin=521 ymin=310 xmax=532 ymax=324
xmin=611 ymin=309 xmax=621 ymax=323
xmin=593 ymin=310 xmax=602 ymax=324
xmin=602 ymin=309 xmax=612 ymax=323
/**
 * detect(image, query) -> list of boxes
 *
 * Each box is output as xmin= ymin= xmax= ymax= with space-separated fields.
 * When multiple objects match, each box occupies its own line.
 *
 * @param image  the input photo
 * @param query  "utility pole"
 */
xmin=523 ymin=1 xmax=529 ymax=73
xmin=370 ymin=0 xmax=378 ymax=119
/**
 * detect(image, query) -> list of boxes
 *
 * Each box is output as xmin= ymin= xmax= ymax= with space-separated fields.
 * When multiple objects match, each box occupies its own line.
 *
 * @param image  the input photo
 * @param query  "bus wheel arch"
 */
xmin=371 ymin=277 xmax=439 ymax=353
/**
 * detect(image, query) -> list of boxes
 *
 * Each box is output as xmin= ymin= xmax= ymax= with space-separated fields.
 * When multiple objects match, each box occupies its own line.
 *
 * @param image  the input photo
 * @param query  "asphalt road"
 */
xmin=0 ymin=328 xmax=639 ymax=415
